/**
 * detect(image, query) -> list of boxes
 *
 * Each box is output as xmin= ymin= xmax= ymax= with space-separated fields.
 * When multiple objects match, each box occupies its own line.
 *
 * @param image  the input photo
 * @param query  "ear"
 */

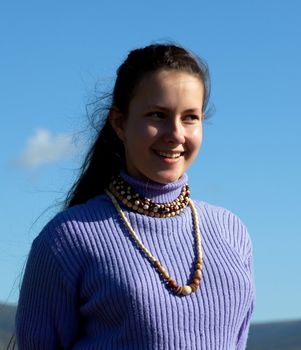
xmin=109 ymin=107 xmax=126 ymax=141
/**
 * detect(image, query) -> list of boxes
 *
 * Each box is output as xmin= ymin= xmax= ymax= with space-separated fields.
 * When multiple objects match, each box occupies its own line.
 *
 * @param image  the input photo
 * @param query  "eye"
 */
xmin=147 ymin=111 xmax=165 ymax=119
xmin=183 ymin=114 xmax=199 ymax=121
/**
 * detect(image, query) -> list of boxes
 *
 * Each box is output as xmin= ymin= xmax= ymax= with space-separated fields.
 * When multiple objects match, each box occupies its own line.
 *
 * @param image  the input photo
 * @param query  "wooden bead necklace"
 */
xmin=105 ymin=188 xmax=203 ymax=296
xmin=108 ymin=175 xmax=190 ymax=218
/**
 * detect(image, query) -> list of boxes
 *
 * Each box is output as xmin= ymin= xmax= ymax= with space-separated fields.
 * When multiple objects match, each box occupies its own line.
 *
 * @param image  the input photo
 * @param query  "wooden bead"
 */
xmin=157 ymin=266 xmax=169 ymax=279
xmin=193 ymin=278 xmax=201 ymax=286
xmin=194 ymin=269 xmax=202 ymax=278
xmin=168 ymin=279 xmax=177 ymax=288
xmin=161 ymin=269 xmax=170 ymax=280
xmin=175 ymin=286 xmax=182 ymax=294
xmin=181 ymin=285 xmax=192 ymax=295
xmin=190 ymin=283 xmax=198 ymax=292
xmin=154 ymin=261 xmax=161 ymax=268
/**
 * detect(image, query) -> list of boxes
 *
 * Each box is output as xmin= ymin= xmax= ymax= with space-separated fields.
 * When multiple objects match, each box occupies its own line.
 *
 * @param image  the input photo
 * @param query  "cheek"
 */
xmin=188 ymin=128 xmax=203 ymax=150
xmin=126 ymin=123 xmax=158 ymax=144
xmin=124 ymin=123 xmax=158 ymax=157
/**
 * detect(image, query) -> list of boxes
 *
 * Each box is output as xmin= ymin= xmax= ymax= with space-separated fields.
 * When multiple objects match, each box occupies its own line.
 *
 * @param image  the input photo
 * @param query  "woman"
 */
xmin=15 ymin=44 xmax=255 ymax=349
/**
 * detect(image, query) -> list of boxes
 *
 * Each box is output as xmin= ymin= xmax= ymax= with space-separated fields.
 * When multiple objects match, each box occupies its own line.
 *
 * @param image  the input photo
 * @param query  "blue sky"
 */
xmin=1 ymin=0 xmax=300 ymax=323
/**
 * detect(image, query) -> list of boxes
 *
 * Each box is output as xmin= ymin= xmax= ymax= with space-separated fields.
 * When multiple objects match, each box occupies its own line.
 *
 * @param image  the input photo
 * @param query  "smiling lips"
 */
xmin=154 ymin=150 xmax=184 ymax=159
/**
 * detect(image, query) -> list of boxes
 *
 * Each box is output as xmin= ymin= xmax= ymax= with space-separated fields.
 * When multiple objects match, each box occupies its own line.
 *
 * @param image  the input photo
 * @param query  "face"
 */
xmin=110 ymin=69 xmax=204 ymax=184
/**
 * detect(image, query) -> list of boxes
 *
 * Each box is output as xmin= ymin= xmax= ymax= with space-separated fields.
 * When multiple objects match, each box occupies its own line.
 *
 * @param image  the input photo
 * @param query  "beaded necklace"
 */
xmin=108 ymin=175 xmax=190 ymax=218
xmin=105 ymin=179 xmax=203 ymax=296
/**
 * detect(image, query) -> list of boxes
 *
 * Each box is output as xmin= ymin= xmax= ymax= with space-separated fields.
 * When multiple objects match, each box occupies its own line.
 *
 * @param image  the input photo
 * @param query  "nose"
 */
xmin=163 ymin=118 xmax=185 ymax=145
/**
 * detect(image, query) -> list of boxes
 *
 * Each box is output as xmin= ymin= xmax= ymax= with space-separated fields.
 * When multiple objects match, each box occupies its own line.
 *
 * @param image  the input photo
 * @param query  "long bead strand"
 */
xmin=105 ymin=189 xmax=203 ymax=296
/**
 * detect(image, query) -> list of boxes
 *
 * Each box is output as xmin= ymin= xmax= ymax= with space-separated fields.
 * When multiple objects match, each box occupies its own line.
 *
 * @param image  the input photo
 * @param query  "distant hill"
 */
xmin=0 ymin=303 xmax=300 ymax=349
xmin=0 ymin=303 xmax=16 ymax=350
xmin=247 ymin=319 xmax=301 ymax=350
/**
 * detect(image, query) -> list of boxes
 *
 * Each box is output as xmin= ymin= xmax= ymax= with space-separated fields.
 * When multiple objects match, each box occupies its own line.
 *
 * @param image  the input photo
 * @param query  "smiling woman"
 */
xmin=15 ymin=43 xmax=255 ymax=349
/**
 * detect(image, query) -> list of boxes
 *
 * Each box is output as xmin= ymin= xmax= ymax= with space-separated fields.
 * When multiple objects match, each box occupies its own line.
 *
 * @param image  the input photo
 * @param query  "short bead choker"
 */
xmin=108 ymin=175 xmax=190 ymax=218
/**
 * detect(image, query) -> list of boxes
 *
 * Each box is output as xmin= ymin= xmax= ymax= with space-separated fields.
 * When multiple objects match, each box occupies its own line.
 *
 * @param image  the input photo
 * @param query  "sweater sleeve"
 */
xmin=236 ymin=249 xmax=256 ymax=349
xmin=215 ymin=203 xmax=256 ymax=350
xmin=201 ymin=201 xmax=256 ymax=349
xmin=15 ymin=235 xmax=80 ymax=349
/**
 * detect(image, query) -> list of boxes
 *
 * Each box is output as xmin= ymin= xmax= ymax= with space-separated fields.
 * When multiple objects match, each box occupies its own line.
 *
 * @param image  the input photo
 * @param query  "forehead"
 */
xmin=130 ymin=70 xmax=204 ymax=108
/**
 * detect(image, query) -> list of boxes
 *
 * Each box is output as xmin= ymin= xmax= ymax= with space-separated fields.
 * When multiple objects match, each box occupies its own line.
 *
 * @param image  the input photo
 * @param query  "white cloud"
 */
xmin=16 ymin=128 xmax=76 ymax=168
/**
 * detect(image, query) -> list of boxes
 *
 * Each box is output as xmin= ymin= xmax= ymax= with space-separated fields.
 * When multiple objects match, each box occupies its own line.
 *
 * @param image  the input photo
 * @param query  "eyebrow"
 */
xmin=146 ymin=105 xmax=202 ymax=113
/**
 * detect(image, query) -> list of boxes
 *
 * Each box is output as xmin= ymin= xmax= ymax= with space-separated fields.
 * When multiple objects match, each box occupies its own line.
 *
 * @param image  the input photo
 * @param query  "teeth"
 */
xmin=156 ymin=151 xmax=182 ymax=158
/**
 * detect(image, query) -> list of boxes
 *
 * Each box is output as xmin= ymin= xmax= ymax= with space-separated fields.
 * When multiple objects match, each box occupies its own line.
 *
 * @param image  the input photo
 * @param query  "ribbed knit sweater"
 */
xmin=16 ymin=172 xmax=255 ymax=349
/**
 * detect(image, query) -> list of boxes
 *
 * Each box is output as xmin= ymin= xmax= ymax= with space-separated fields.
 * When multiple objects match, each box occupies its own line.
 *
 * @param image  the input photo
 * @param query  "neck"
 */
xmin=119 ymin=170 xmax=188 ymax=203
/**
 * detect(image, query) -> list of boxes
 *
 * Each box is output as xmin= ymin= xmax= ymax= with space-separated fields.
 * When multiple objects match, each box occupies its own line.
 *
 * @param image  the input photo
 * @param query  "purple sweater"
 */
xmin=16 ymin=172 xmax=255 ymax=349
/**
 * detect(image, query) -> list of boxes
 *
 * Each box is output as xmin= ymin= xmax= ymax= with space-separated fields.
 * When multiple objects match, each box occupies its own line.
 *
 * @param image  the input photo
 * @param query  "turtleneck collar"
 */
xmin=119 ymin=170 xmax=188 ymax=204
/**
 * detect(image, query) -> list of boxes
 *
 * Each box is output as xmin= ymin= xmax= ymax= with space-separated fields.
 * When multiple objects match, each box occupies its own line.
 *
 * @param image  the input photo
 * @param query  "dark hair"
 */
xmin=65 ymin=43 xmax=211 ymax=208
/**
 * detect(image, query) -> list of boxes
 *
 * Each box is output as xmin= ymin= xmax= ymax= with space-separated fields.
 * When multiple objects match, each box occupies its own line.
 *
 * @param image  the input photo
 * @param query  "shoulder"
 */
xmin=33 ymin=194 xmax=116 ymax=264
xmin=25 ymin=193 xmax=117 ymax=284
xmin=20 ymin=193 xmax=119 ymax=292
xmin=193 ymin=200 xmax=252 ymax=261
xmin=41 ymin=193 xmax=112 ymax=237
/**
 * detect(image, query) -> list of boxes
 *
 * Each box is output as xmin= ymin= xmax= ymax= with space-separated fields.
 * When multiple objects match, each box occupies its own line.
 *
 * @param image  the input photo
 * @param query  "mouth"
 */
xmin=153 ymin=150 xmax=185 ymax=159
